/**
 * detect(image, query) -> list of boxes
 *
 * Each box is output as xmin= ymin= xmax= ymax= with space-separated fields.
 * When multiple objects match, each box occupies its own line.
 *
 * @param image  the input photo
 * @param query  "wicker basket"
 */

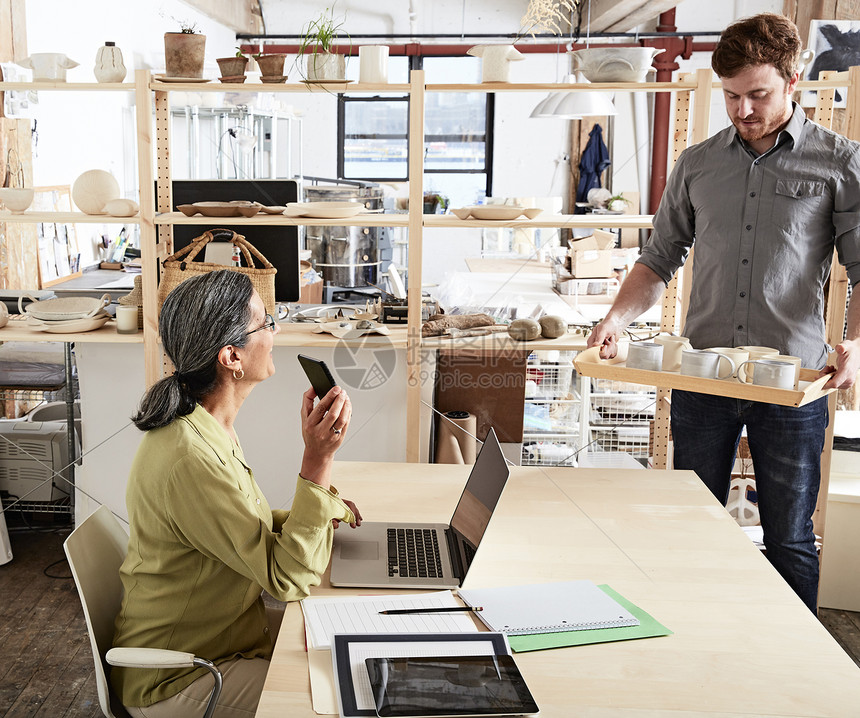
xmin=157 ymin=229 xmax=277 ymax=313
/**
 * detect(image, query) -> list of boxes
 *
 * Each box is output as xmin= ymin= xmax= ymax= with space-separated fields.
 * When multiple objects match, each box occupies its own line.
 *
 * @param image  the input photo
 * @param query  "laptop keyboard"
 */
xmin=387 ymin=528 xmax=444 ymax=579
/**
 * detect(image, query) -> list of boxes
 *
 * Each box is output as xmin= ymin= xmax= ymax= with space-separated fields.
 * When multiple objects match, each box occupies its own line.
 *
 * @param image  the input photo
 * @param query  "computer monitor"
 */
xmin=169 ymin=180 xmax=300 ymax=302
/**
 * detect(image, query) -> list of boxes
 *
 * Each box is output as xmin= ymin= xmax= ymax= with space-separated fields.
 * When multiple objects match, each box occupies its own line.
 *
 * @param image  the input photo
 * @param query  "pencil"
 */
xmin=378 ymin=606 xmax=483 ymax=615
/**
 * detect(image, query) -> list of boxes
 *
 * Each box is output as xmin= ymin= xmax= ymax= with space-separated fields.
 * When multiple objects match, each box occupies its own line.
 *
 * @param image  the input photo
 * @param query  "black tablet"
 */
xmin=364 ymin=655 xmax=539 ymax=718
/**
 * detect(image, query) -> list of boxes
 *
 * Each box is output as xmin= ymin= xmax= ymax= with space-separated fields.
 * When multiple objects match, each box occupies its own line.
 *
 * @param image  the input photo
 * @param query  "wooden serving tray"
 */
xmin=574 ymin=345 xmax=835 ymax=407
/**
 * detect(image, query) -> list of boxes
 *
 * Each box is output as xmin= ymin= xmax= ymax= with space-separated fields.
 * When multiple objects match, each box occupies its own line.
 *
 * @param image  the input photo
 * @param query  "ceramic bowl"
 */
xmin=0 ymin=188 xmax=35 ymax=213
xmin=522 ymin=208 xmax=544 ymax=219
xmin=104 ymin=198 xmax=139 ymax=217
xmin=236 ymin=204 xmax=262 ymax=217
xmin=469 ymin=205 xmax=526 ymax=221
xmin=451 ymin=207 xmax=473 ymax=220
xmin=569 ymin=47 xmax=664 ymax=83
xmin=177 ymin=204 xmax=198 ymax=216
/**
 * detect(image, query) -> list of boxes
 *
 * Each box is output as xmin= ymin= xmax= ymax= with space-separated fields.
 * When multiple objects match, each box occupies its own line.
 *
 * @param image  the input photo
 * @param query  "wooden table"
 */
xmin=256 ymin=462 xmax=860 ymax=717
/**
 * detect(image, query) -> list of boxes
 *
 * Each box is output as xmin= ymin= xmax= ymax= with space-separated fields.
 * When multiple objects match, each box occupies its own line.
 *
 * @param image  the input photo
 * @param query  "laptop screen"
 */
xmin=448 ymin=428 xmax=510 ymax=576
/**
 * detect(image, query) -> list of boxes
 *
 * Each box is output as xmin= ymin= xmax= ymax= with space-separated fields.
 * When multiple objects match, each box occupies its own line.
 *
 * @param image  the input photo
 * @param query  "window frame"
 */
xmin=336 ymin=55 xmax=494 ymax=196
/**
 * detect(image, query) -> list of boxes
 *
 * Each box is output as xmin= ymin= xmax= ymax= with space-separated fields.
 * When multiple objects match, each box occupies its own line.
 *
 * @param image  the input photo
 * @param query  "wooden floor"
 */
xmin=1 ymin=525 xmax=859 ymax=718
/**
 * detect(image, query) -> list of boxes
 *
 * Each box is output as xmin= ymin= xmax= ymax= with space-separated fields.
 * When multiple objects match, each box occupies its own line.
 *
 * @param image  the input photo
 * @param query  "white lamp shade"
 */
xmin=530 ymin=91 xmax=582 ymax=119
xmin=554 ymin=90 xmax=617 ymax=117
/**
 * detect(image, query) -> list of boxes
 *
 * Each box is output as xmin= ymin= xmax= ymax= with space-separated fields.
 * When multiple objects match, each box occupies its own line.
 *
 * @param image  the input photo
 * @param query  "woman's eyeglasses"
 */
xmin=246 ymin=314 xmax=276 ymax=335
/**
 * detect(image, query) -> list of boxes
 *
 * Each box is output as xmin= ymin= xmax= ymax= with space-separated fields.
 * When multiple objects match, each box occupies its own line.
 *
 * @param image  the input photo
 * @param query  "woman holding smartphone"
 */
xmin=112 ymin=269 xmax=361 ymax=717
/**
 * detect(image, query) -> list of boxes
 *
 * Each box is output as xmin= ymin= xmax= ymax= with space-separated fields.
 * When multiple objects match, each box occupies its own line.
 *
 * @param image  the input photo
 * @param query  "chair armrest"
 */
xmin=106 ymin=646 xmax=196 ymax=669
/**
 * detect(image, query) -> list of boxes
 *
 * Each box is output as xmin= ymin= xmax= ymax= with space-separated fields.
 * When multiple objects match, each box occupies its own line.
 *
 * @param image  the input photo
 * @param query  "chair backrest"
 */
xmin=64 ymin=505 xmax=131 ymax=718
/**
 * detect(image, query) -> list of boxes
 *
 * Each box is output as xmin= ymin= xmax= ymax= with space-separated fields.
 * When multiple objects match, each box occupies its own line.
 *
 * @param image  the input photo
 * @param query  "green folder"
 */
xmin=507 ymin=585 xmax=672 ymax=652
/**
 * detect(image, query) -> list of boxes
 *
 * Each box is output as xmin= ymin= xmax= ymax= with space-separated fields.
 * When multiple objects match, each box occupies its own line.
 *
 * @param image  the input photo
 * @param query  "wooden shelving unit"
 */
xmin=0 ymin=67 xmax=854 ymax=488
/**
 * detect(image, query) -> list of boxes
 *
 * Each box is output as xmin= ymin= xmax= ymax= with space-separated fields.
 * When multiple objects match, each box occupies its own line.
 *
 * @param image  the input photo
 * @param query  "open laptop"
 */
xmin=330 ymin=428 xmax=510 ymax=589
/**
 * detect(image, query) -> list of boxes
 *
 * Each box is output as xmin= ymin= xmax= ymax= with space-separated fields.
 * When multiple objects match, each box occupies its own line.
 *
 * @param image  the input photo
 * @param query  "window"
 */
xmin=338 ymin=55 xmax=493 ymax=207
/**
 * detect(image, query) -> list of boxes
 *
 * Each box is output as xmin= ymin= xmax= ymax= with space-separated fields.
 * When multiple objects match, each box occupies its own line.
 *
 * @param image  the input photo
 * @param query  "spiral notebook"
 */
xmin=458 ymin=580 xmax=640 ymax=635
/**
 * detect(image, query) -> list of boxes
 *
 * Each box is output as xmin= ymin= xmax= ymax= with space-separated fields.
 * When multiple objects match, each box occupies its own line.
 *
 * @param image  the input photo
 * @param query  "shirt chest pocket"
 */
xmin=771 ymin=178 xmax=828 ymax=233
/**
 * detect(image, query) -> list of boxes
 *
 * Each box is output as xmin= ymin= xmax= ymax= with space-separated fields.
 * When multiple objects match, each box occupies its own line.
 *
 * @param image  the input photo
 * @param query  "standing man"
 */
xmin=587 ymin=13 xmax=860 ymax=613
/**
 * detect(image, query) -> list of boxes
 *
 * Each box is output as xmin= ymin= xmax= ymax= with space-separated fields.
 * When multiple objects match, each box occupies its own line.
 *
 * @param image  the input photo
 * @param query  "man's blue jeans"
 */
xmin=671 ymin=390 xmax=828 ymax=613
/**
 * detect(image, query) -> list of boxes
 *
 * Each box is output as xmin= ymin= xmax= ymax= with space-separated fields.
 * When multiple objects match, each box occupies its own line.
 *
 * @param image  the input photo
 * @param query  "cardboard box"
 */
xmin=568 ymin=229 xmax=615 ymax=278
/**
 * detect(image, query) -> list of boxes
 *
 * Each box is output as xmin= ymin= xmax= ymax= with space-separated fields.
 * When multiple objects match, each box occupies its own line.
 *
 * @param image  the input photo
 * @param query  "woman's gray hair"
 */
xmin=132 ymin=270 xmax=254 ymax=431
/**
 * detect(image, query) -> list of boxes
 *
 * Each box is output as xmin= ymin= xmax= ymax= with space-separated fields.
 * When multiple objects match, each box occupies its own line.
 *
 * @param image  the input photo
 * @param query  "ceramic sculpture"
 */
xmin=72 ymin=170 xmax=121 ymax=215
xmin=466 ymin=45 xmax=524 ymax=83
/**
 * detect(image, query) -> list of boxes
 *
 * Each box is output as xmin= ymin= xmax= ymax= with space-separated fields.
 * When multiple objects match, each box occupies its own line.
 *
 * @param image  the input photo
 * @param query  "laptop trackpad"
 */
xmin=340 ymin=541 xmax=379 ymax=560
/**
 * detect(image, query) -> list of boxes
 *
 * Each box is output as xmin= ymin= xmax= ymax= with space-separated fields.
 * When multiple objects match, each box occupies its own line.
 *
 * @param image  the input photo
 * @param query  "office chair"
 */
xmin=64 ymin=505 xmax=222 ymax=718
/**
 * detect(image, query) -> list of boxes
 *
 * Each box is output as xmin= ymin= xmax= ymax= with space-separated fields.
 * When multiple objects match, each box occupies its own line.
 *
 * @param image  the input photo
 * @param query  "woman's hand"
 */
xmin=333 ymin=499 xmax=362 ymax=529
xmin=300 ymin=386 xmax=352 ymax=487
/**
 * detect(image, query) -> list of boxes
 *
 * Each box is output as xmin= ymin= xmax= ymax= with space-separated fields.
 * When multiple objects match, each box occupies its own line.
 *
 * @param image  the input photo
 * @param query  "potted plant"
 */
xmin=216 ymin=47 xmax=248 ymax=83
xmin=164 ymin=20 xmax=206 ymax=79
xmin=298 ymin=6 xmax=348 ymax=82
xmin=254 ymin=51 xmax=287 ymax=81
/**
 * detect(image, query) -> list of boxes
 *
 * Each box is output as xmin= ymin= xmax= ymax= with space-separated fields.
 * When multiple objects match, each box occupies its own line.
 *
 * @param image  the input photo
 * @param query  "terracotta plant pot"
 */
xmin=255 ymin=53 xmax=286 ymax=77
xmin=164 ymin=32 xmax=206 ymax=78
xmin=216 ymin=56 xmax=248 ymax=79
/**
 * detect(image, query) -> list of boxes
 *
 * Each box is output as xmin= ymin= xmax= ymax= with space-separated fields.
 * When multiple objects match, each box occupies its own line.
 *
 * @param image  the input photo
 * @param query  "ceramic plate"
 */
xmin=28 ymin=313 xmax=111 ymax=333
xmin=469 ymin=206 xmax=527 ymax=221
xmin=300 ymin=79 xmax=354 ymax=85
xmin=285 ymin=201 xmax=364 ymax=219
xmin=154 ymin=75 xmax=212 ymax=83
xmin=258 ymin=205 xmax=287 ymax=214
xmin=187 ymin=201 xmax=258 ymax=217
xmin=25 ymin=295 xmax=110 ymax=321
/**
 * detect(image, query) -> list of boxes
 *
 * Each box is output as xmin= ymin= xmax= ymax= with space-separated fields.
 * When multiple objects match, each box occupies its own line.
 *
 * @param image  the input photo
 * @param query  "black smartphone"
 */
xmin=297 ymin=354 xmax=337 ymax=398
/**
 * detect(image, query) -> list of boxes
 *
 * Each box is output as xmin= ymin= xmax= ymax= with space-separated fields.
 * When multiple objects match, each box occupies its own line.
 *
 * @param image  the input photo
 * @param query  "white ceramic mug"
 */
xmin=707 ymin=347 xmax=750 ymax=381
xmin=680 ymin=349 xmax=736 ymax=379
xmin=654 ymin=335 xmax=691 ymax=372
xmin=737 ymin=346 xmax=779 ymax=381
xmin=772 ymin=355 xmax=802 ymax=389
xmin=736 ymin=359 xmax=795 ymax=389
xmin=359 ymin=45 xmax=389 ymax=84
xmin=626 ymin=342 xmax=663 ymax=371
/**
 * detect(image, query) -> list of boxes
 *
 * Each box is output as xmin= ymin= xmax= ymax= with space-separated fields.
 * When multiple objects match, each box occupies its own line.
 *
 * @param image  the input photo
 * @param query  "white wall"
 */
xmin=19 ymin=0 xmax=238 ymax=267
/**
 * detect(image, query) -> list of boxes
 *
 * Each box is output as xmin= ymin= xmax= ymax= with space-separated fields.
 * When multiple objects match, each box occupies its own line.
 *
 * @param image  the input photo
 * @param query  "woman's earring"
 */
xmin=233 ymin=368 xmax=244 ymax=380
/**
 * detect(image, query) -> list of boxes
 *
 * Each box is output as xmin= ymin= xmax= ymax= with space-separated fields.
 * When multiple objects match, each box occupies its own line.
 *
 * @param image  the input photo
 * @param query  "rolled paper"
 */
xmin=436 ymin=410 xmax=477 ymax=464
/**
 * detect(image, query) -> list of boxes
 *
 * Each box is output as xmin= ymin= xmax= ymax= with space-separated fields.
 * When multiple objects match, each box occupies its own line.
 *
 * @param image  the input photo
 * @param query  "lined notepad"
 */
xmin=458 ymin=580 xmax=640 ymax=635
xmin=301 ymin=591 xmax=478 ymax=649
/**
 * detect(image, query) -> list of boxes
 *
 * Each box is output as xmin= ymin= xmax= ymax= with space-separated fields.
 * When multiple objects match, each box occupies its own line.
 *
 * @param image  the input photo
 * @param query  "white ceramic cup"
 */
xmin=772 ymin=355 xmax=802 ymax=389
xmin=626 ymin=342 xmax=663 ymax=371
xmin=680 ymin=349 xmax=736 ymax=379
xmin=707 ymin=347 xmax=750 ymax=381
xmin=115 ymin=305 xmax=139 ymax=334
xmin=654 ymin=335 xmax=691 ymax=372
xmin=736 ymin=359 xmax=795 ymax=389
xmin=737 ymin=346 xmax=779 ymax=382
xmin=359 ymin=45 xmax=389 ymax=84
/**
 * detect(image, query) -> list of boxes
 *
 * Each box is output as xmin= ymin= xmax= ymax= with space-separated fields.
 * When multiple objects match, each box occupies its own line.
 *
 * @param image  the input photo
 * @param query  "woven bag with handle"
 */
xmin=157 ymin=229 xmax=277 ymax=313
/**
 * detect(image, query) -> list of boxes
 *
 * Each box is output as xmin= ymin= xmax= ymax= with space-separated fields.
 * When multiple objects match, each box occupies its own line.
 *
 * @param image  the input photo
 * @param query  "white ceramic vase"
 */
xmin=94 ymin=42 xmax=127 ymax=83
xmin=466 ymin=44 xmax=524 ymax=83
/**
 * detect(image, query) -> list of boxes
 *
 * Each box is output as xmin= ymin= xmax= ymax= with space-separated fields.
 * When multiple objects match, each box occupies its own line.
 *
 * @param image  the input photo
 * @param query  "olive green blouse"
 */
xmin=111 ymin=404 xmax=353 ymax=707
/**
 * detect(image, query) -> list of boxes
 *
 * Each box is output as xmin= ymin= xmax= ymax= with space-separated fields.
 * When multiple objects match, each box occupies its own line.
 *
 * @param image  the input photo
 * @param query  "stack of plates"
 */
xmin=24 ymin=294 xmax=112 ymax=333
xmin=285 ymin=201 xmax=365 ymax=219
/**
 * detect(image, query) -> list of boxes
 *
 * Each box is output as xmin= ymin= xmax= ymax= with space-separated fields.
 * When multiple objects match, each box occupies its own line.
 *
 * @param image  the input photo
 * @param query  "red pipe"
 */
xmin=240 ymin=41 xmax=715 ymax=57
xmin=644 ymin=9 xmax=695 ymax=214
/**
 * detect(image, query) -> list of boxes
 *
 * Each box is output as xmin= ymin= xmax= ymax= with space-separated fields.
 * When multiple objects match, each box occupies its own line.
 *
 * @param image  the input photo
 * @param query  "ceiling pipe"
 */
xmin=644 ymin=8 xmax=695 ymax=215
xmin=239 ymin=40 xmax=716 ymax=57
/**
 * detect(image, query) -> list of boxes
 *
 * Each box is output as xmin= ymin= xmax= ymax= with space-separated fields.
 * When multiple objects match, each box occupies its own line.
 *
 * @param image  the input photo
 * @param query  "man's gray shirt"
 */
xmin=638 ymin=103 xmax=860 ymax=369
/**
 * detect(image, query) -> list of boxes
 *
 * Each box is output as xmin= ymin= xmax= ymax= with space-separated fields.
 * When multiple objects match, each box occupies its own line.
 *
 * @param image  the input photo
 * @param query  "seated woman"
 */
xmin=112 ymin=269 xmax=360 ymax=717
